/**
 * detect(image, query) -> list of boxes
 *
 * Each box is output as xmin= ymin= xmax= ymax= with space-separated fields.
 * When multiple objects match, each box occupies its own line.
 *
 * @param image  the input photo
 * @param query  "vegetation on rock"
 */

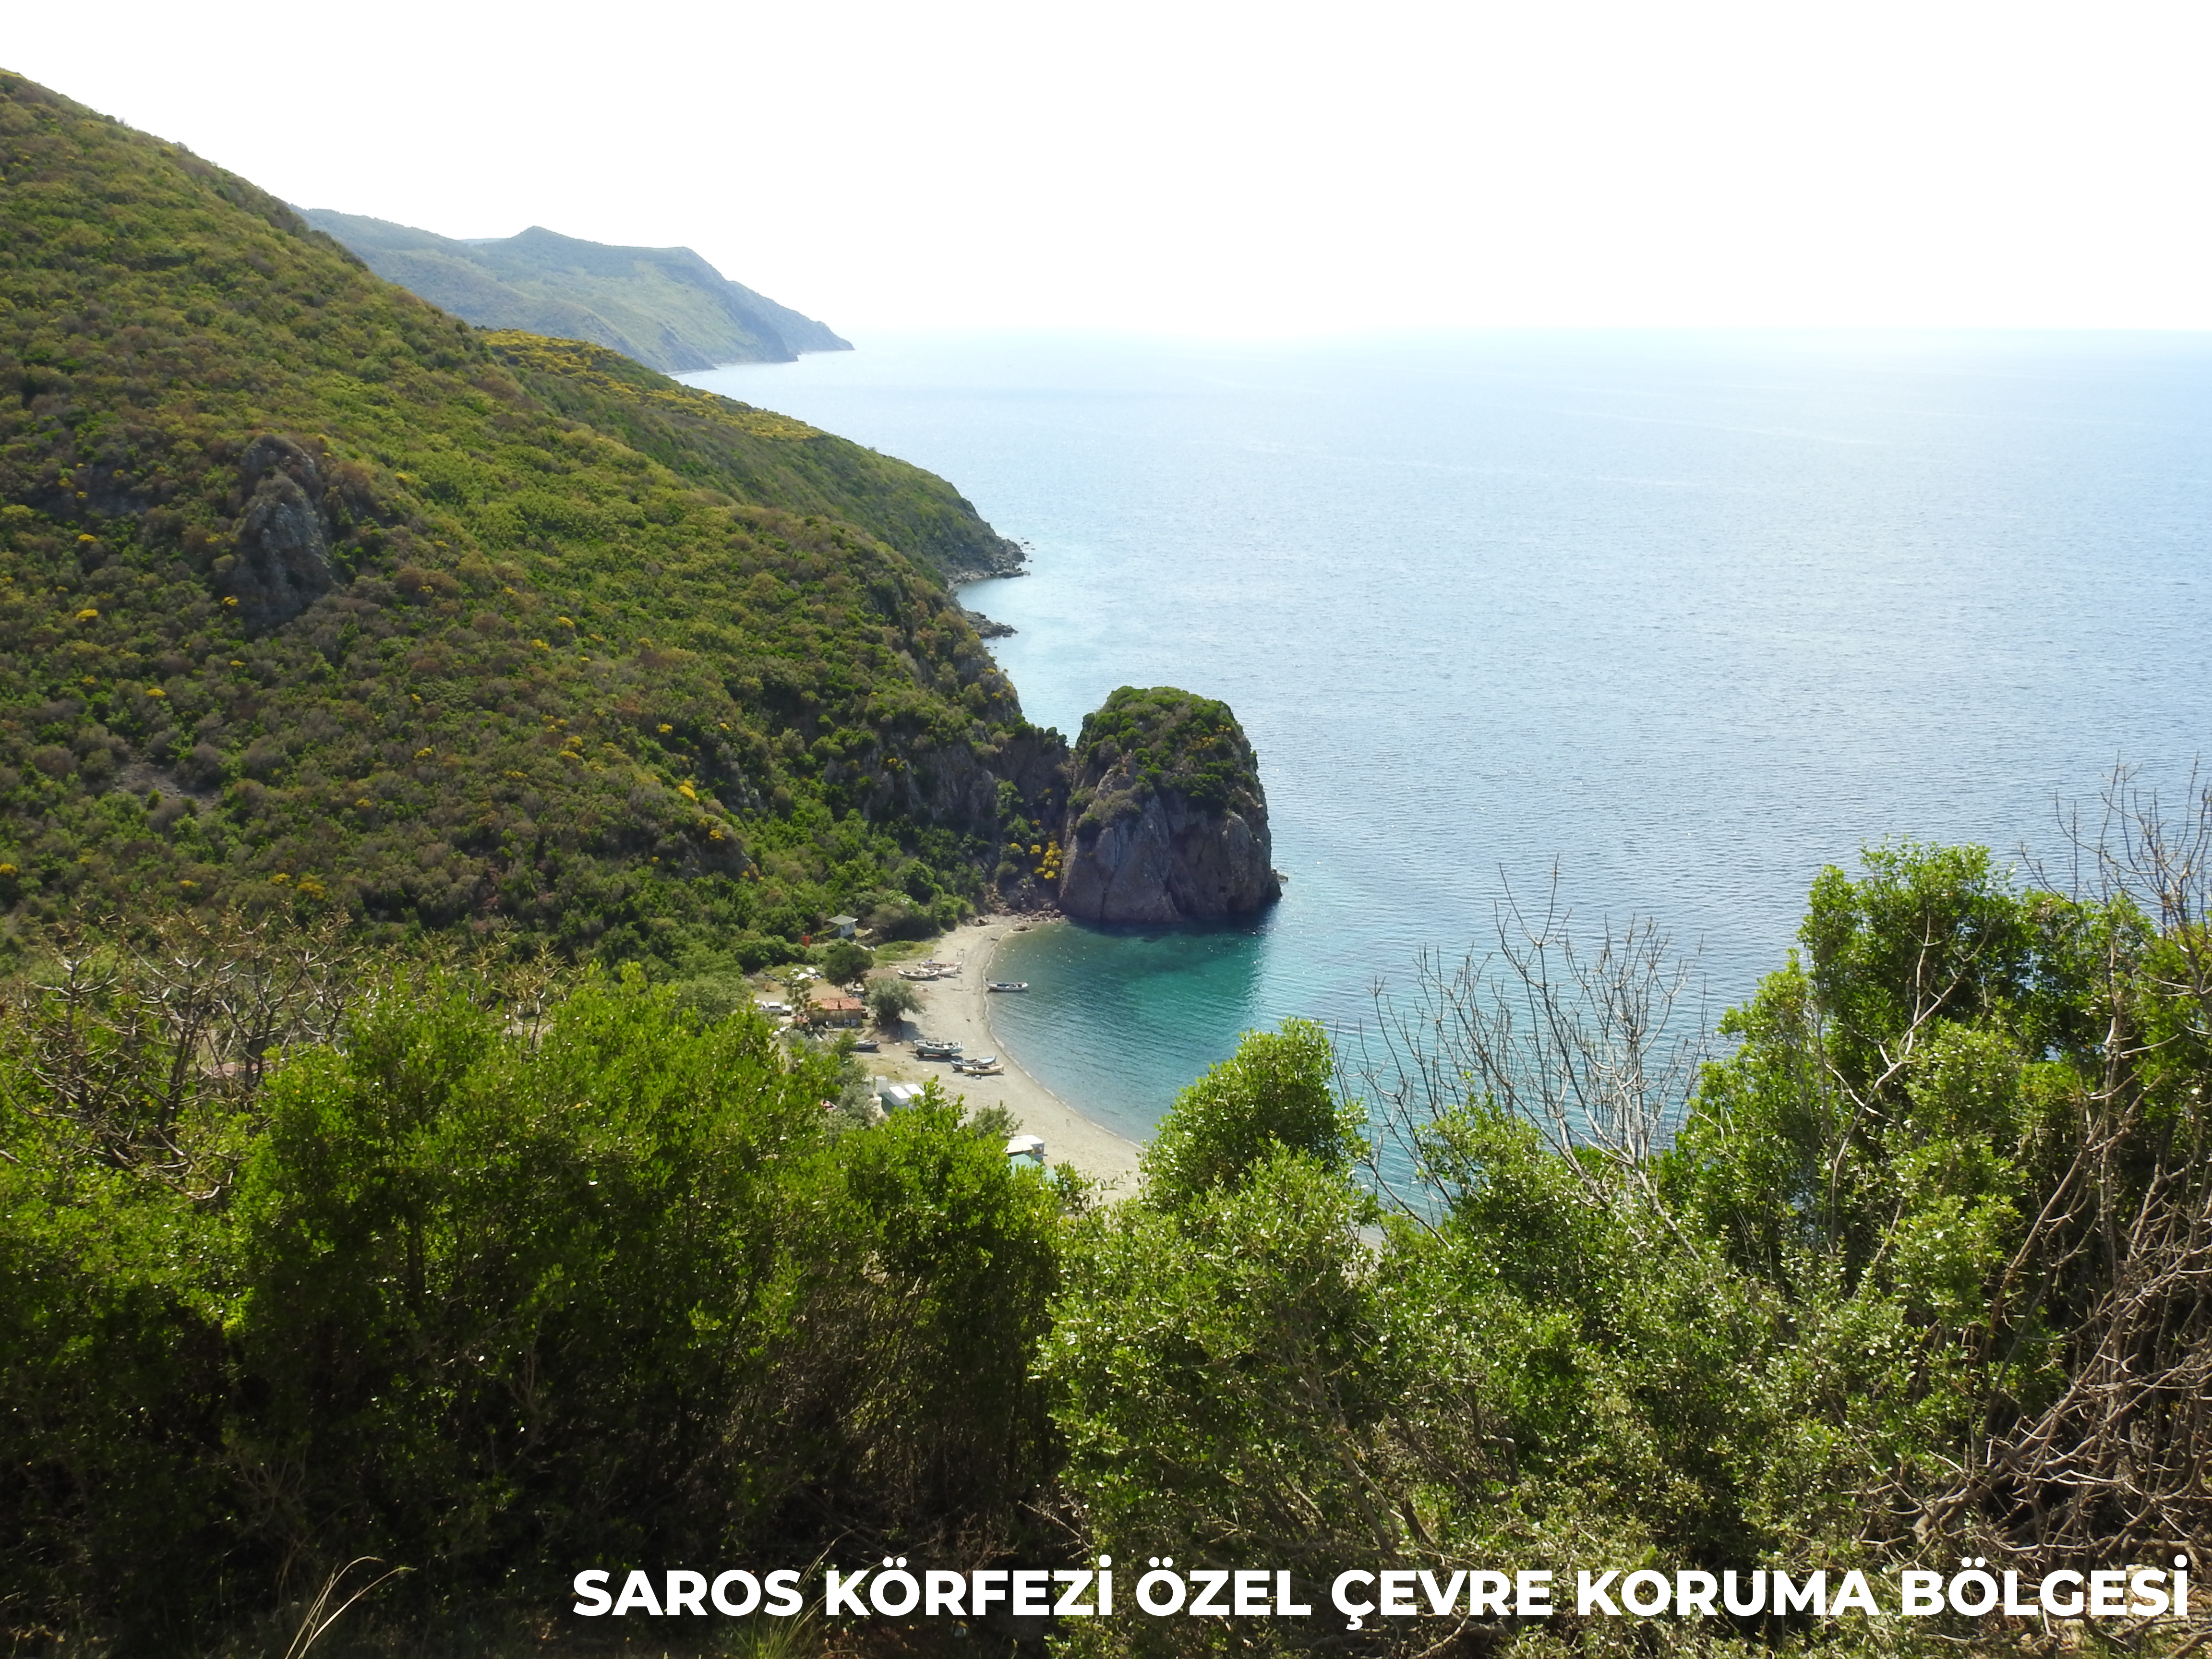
xmin=1066 ymin=685 xmax=1263 ymax=833
xmin=1057 ymin=685 xmax=1278 ymax=921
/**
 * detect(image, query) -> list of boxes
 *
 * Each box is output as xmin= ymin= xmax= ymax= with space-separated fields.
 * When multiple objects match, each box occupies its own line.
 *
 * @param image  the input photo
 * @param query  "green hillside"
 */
xmin=299 ymin=209 xmax=850 ymax=370
xmin=486 ymin=330 xmax=1025 ymax=582
xmin=0 ymin=70 xmax=1044 ymax=971
xmin=5 ymin=66 xmax=2209 ymax=1659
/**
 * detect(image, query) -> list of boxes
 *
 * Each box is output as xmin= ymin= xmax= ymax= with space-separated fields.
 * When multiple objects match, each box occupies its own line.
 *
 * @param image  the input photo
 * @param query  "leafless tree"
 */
xmin=0 ymin=908 xmax=364 ymax=1199
xmin=1341 ymin=864 xmax=1710 ymax=1224
xmin=1914 ymin=768 xmax=2212 ymax=1562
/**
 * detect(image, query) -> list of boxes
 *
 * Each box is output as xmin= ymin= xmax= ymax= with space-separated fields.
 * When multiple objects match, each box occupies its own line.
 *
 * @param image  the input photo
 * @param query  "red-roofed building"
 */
xmin=807 ymin=983 xmax=866 ymax=1027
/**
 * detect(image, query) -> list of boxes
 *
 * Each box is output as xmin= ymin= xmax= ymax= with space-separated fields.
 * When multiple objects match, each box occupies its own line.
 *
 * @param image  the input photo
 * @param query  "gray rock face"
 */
xmin=1057 ymin=778 xmax=1281 ymax=924
xmin=220 ymin=435 xmax=336 ymax=629
xmin=1053 ymin=687 xmax=1282 ymax=924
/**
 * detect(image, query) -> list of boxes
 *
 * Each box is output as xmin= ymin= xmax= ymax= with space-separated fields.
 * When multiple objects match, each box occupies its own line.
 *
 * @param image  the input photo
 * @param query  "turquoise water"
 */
xmin=981 ymin=920 xmax=1271 ymax=1143
xmin=686 ymin=331 xmax=2212 ymax=1138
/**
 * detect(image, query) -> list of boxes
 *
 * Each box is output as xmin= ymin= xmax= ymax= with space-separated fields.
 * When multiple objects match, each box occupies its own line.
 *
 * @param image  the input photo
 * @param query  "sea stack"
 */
xmin=1057 ymin=686 xmax=1282 ymax=924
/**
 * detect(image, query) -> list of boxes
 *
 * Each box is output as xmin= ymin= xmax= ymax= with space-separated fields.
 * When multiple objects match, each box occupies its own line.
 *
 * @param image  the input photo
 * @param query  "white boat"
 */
xmin=986 ymin=981 xmax=1029 ymax=993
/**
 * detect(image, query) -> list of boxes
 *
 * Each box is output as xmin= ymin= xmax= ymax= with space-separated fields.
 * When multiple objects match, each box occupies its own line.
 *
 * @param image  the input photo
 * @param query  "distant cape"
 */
xmin=297 ymin=210 xmax=851 ymax=373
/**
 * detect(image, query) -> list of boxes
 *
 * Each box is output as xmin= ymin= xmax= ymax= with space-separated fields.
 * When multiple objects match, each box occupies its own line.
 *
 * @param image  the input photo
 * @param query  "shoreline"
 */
xmin=857 ymin=916 xmax=1144 ymax=1191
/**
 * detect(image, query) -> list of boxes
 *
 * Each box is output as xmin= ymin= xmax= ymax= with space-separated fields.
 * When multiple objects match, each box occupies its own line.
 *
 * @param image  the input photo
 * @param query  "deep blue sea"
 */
xmin=686 ymin=331 xmax=2212 ymax=1144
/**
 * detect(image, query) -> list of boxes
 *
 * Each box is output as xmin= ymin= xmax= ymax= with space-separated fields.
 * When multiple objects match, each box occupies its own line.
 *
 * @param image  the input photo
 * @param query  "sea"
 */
xmin=684 ymin=330 xmax=2212 ymax=1145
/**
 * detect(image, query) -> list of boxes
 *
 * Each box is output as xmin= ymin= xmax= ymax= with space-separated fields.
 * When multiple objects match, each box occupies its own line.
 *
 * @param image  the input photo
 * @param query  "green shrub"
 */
xmin=818 ymin=937 xmax=874 ymax=983
xmin=0 ymin=956 xmax=1062 ymax=1635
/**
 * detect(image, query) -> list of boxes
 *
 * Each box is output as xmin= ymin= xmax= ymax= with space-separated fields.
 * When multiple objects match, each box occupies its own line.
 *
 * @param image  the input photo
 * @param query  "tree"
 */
xmin=867 ymin=978 xmax=920 ymax=1032
xmin=1344 ymin=867 xmax=1708 ymax=1221
xmin=1139 ymin=1017 xmax=1363 ymax=1214
xmin=819 ymin=938 xmax=873 ymax=985
xmin=0 ymin=947 xmax=1064 ymax=1635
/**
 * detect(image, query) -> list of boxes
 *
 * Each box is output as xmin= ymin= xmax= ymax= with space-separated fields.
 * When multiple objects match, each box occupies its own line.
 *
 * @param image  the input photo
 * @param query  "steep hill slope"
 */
xmin=0 ymin=70 xmax=1048 ymax=969
xmin=300 ymin=209 xmax=849 ymax=370
xmin=486 ymin=332 xmax=1024 ymax=583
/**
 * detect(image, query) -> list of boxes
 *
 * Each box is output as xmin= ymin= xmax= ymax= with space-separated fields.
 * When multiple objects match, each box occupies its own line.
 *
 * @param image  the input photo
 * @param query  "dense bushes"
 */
xmin=1041 ymin=836 xmax=2212 ymax=1658
xmin=0 ymin=959 xmax=1058 ymax=1639
xmin=3 ymin=826 xmax=2209 ymax=1650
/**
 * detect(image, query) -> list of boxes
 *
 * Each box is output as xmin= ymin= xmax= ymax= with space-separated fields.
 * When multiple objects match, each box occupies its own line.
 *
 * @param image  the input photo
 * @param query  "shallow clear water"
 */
xmin=687 ymin=330 xmax=2212 ymax=1140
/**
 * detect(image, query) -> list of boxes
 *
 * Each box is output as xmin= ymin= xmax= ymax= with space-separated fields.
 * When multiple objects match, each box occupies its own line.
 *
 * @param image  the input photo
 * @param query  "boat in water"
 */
xmin=986 ymin=981 xmax=1029 ymax=993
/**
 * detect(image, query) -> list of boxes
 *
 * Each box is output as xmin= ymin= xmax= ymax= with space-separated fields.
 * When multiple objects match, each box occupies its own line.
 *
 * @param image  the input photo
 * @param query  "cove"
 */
xmin=686 ymin=329 xmax=2212 ymax=1138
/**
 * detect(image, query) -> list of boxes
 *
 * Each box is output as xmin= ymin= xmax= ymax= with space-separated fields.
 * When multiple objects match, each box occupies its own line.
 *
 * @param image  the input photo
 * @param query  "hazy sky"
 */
xmin=9 ymin=0 xmax=2207 ymax=334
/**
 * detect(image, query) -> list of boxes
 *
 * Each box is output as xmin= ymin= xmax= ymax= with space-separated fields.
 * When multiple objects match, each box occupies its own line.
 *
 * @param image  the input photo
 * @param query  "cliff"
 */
xmin=1055 ymin=687 xmax=1281 ymax=924
xmin=298 ymin=210 xmax=850 ymax=371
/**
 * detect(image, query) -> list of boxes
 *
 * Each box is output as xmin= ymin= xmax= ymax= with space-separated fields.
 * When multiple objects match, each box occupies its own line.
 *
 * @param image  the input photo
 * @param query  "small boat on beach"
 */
xmin=986 ymin=981 xmax=1029 ymax=993
xmin=952 ymin=1054 xmax=1001 ymax=1074
xmin=914 ymin=1038 xmax=963 ymax=1060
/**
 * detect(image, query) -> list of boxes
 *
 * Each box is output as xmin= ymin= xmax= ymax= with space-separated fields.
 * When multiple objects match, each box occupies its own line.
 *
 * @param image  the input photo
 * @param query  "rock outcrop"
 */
xmin=216 ymin=434 xmax=337 ymax=630
xmin=1056 ymin=686 xmax=1281 ymax=924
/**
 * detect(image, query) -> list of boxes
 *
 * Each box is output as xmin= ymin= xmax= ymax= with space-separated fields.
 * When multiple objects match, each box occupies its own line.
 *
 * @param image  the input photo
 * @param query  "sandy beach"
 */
xmin=857 ymin=917 xmax=1143 ymax=1192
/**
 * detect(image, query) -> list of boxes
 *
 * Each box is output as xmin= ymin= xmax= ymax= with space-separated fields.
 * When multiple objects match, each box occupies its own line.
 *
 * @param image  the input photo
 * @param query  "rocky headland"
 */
xmin=298 ymin=211 xmax=851 ymax=372
xmin=1051 ymin=686 xmax=1282 ymax=924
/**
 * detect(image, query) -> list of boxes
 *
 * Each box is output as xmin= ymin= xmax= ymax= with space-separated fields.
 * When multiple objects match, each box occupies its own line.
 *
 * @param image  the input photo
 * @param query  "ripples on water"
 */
xmin=687 ymin=331 xmax=2212 ymax=1138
